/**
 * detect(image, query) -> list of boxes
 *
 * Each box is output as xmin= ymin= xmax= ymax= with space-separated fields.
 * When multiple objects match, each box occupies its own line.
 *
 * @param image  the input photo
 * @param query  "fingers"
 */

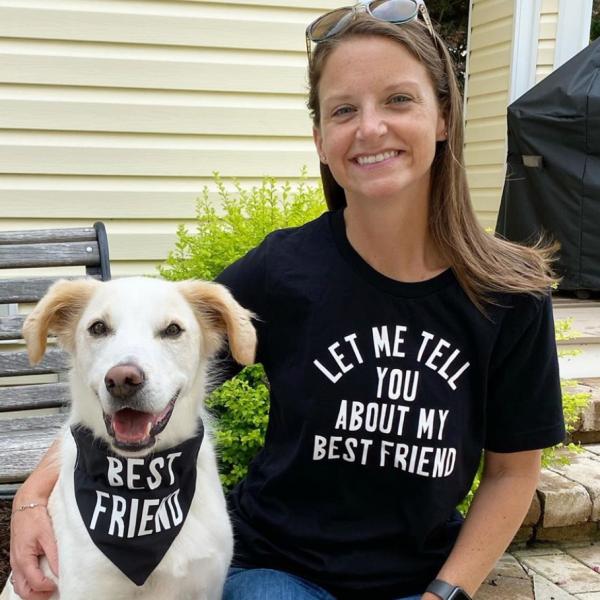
xmin=38 ymin=531 xmax=59 ymax=579
xmin=10 ymin=575 xmax=55 ymax=600
xmin=20 ymin=559 xmax=56 ymax=593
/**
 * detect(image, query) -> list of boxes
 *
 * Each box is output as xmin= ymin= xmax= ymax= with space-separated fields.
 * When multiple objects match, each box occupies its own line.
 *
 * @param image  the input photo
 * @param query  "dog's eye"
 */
xmin=163 ymin=323 xmax=183 ymax=338
xmin=88 ymin=321 xmax=109 ymax=337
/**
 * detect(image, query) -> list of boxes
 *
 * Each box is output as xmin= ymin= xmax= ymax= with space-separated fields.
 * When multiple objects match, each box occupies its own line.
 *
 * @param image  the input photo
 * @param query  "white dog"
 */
xmin=1 ymin=277 xmax=256 ymax=600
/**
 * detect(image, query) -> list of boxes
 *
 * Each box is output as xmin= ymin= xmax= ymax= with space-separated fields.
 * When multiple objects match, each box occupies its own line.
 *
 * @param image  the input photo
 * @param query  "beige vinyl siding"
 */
xmin=0 ymin=0 xmax=340 ymax=276
xmin=536 ymin=0 xmax=558 ymax=82
xmin=464 ymin=0 xmax=514 ymax=230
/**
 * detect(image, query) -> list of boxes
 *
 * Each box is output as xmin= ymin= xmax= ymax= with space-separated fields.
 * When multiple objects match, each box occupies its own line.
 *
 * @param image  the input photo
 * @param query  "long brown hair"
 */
xmin=307 ymin=16 xmax=559 ymax=316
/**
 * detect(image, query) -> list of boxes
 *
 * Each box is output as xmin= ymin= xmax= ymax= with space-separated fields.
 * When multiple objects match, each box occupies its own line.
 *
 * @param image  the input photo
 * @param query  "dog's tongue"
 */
xmin=112 ymin=408 xmax=154 ymax=443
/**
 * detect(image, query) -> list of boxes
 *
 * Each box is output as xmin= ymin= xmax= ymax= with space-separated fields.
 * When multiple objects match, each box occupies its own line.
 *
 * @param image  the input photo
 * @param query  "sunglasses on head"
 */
xmin=306 ymin=0 xmax=435 ymax=61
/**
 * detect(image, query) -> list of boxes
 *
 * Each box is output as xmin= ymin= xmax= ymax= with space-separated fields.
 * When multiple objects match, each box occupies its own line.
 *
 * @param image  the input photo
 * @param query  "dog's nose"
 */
xmin=104 ymin=364 xmax=145 ymax=399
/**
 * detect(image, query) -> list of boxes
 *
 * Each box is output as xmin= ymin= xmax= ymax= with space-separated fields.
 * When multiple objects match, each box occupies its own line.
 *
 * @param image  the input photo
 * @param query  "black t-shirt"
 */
xmin=214 ymin=209 xmax=565 ymax=599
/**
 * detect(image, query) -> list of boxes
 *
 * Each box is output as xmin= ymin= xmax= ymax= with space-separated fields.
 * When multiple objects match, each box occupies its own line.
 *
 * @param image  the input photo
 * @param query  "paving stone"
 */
xmin=581 ymin=448 xmax=600 ymax=462
xmin=538 ymin=469 xmax=592 ymax=527
xmin=575 ymin=593 xmax=600 ymax=598
xmin=549 ymin=455 xmax=600 ymax=521
xmin=577 ymin=448 xmax=600 ymax=462
xmin=565 ymin=543 xmax=600 ymax=573
xmin=524 ymin=492 xmax=542 ymax=526
xmin=493 ymin=554 xmax=531 ymax=579
xmin=475 ymin=575 xmax=534 ymax=599
xmin=520 ymin=553 xmax=600 ymax=594
xmin=537 ymin=523 xmax=600 ymax=543
xmin=532 ymin=573 xmax=578 ymax=599
xmin=512 ymin=546 xmax=567 ymax=559
xmin=586 ymin=445 xmax=600 ymax=457
xmin=475 ymin=555 xmax=533 ymax=599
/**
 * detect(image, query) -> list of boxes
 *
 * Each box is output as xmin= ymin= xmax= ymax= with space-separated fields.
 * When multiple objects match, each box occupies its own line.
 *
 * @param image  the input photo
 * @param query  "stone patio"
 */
xmin=476 ymin=542 xmax=600 ymax=599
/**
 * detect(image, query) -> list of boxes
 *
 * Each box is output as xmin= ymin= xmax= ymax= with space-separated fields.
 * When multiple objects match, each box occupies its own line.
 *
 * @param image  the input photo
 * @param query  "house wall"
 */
xmin=0 ymin=0 xmax=338 ymax=276
xmin=463 ymin=0 xmax=514 ymax=230
xmin=2 ymin=0 xmax=591 ymax=269
xmin=536 ymin=0 xmax=559 ymax=82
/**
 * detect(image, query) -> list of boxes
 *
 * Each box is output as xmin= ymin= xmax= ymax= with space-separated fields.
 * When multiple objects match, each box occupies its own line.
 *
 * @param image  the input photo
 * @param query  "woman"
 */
xmin=219 ymin=3 xmax=564 ymax=599
xmin=9 ymin=2 xmax=565 ymax=599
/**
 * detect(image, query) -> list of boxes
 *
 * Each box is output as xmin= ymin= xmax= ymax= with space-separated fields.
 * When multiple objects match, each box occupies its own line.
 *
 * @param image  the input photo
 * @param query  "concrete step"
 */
xmin=553 ymin=296 xmax=600 ymax=341
xmin=559 ymin=345 xmax=600 ymax=381
xmin=553 ymin=297 xmax=600 ymax=380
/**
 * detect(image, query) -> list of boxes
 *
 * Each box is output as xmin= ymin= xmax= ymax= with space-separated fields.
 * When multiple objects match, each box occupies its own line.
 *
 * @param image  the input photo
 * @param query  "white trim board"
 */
xmin=509 ymin=0 xmax=542 ymax=103
xmin=462 ymin=0 xmax=474 ymax=121
xmin=555 ymin=0 xmax=593 ymax=70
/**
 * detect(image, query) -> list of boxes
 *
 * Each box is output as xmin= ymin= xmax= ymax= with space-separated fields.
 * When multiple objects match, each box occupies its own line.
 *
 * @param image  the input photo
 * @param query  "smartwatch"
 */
xmin=426 ymin=579 xmax=472 ymax=600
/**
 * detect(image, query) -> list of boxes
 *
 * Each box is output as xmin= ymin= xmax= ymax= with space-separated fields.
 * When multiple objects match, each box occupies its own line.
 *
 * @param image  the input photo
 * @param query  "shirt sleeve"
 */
xmin=484 ymin=291 xmax=566 ymax=453
xmin=211 ymin=241 xmax=269 ymax=385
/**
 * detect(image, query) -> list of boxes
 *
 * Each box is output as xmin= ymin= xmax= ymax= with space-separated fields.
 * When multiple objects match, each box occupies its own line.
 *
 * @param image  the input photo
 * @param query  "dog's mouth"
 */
xmin=103 ymin=391 xmax=180 ymax=451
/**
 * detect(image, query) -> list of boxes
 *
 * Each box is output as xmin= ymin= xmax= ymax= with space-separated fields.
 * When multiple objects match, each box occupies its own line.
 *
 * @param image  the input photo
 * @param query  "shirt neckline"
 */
xmin=328 ymin=208 xmax=457 ymax=298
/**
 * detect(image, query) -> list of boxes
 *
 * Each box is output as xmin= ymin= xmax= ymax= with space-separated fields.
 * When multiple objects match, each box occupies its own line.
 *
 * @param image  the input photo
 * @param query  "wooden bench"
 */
xmin=0 ymin=224 xmax=111 ymax=499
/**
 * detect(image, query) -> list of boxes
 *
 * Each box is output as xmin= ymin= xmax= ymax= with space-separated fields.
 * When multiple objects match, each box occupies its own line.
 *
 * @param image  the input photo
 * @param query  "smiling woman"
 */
xmin=218 ymin=6 xmax=565 ymax=600
xmin=313 ymin=36 xmax=446 ymax=212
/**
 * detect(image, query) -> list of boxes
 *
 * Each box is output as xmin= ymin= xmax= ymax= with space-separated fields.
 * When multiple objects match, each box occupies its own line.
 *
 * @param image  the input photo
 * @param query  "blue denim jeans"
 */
xmin=223 ymin=567 xmax=422 ymax=600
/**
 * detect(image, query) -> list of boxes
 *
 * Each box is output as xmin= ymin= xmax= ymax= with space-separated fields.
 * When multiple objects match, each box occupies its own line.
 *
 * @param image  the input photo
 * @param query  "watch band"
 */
xmin=426 ymin=578 xmax=472 ymax=600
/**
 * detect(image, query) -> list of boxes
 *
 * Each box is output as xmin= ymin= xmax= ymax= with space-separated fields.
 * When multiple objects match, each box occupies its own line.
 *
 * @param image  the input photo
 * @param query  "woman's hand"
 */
xmin=9 ymin=504 xmax=58 ymax=600
xmin=9 ymin=437 xmax=61 ymax=599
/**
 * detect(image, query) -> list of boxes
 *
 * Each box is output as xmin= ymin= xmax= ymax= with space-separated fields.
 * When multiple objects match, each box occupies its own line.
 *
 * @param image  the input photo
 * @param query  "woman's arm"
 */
xmin=10 ymin=438 xmax=61 ymax=600
xmin=422 ymin=448 xmax=542 ymax=600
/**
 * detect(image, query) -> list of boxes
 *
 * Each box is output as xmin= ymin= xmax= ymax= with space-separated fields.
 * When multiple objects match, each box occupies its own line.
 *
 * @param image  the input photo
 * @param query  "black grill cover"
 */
xmin=496 ymin=37 xmax=600 ymax=291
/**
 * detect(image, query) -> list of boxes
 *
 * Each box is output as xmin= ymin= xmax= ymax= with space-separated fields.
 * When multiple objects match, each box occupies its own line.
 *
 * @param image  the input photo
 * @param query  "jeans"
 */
xmin=223 ymin=567 xmax=422 ymax=600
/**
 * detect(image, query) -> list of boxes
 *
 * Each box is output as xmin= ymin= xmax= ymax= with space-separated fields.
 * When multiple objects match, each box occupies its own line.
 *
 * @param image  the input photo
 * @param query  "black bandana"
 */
xmin=72 ymin=423 xmax=204 ymax=586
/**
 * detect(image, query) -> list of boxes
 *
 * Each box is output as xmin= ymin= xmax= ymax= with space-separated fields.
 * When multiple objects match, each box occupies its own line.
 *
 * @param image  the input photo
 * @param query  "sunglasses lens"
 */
xmin=309 ymin=8 xmax=354 ymax=41
xmin=369 ymin=0 xmax=418 ymax=22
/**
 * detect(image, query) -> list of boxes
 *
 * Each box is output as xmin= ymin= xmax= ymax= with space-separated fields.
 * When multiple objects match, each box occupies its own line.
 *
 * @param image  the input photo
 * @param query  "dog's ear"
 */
xmin=178 ymin=280 xmax=257 ymax=365
xmin=22 ymin=279 xmax=100 ymax=364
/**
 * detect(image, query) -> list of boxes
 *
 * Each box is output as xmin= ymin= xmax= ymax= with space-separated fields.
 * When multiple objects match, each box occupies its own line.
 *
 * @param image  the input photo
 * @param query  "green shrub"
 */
xmin=206 ymin=364 xmax=270 ymax=491
xmin=159 ymin=169 xmax=325 ymax=282
xmin=161 ymin=173 xmax=591 ymax=502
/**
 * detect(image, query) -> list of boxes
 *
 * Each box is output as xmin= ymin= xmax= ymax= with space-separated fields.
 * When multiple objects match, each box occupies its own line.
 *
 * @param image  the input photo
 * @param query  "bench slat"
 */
xmin=0 ymin=382 xmax=70 ymax=411
xmin=0 ymin=414 xmax=66 ymax=483
xmin=0 ymin=314 xmax=25 ymax=340
xmin=0 ymin=348 xmax=69 ymax=376
xmin=0 ymin=413 xmax=66 ymax=434
xmin=0 ymin=228 xmax=97 ymax=245
xmin=0 ymin=242 xmax=100 ymax=269
xmin=0 ymin=275 xmax=102 ymax=304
